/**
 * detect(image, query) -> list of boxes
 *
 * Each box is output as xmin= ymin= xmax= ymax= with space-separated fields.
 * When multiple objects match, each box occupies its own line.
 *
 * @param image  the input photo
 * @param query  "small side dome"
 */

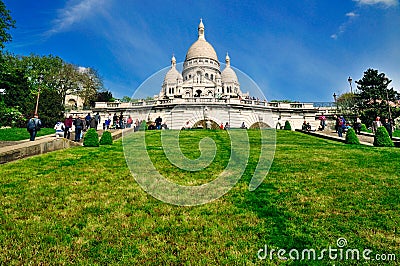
xmin=221 ymin=53 xmax=238 ymax=83
xmin=164 ymin=55 xmax=183 ymax=84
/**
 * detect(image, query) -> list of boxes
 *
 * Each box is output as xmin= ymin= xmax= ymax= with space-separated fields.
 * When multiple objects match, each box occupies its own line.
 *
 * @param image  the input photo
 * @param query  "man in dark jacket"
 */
xmin=27 ymin=114 xmax=42 ymax=141
xmin=383 ymin=118 xmax=393 ymax=138
xmin=74 ymin=116 xmax=84 ymax=142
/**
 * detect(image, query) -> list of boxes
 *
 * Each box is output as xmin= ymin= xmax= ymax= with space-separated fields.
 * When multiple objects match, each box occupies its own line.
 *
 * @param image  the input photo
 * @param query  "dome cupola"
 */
xmin=221 ymin=53 xmax=238 ymax=83
xmin=185 ymin=19 xmax=218 ymax=62
xmin=163 ymin=55 xmax=183 ymax=84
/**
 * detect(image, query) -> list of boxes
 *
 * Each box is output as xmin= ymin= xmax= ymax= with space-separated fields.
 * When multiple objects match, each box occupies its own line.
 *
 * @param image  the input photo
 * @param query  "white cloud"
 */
xmin=45 ymin=0 xmax=109 ymax=36
xmin=346 ymin=12 xmax=359 ymax=17
xmin=353 ymin=0 xmax=399 ymax=7
xmin=331 ymin=11 xmax=359 ymax=40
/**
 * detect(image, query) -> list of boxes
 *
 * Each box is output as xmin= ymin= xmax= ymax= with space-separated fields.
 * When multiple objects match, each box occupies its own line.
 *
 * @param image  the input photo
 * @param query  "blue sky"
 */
xmin=4 ymin=0 xmax=400 ymax=102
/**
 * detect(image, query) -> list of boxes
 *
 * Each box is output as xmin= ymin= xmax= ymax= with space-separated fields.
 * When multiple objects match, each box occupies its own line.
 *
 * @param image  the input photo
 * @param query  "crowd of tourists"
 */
xmin=299 ymin=113 xmax=395 ymax=139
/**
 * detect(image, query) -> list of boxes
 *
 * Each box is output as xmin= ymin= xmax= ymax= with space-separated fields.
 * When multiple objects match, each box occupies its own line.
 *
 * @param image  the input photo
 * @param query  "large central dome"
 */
xmin=185 ymin=19 xmax=218 ymax=62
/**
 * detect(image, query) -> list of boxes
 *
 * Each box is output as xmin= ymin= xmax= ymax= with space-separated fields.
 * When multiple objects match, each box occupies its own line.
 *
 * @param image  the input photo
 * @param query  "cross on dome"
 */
xmin=225 ymin=52 xmax=230 ymax=67
xmin=198 ymin=18 xmax=205 ymax=40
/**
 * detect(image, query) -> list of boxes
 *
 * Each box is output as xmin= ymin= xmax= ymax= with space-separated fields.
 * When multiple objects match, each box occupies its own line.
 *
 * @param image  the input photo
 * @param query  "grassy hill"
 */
xmin=0 ymin=130 xmax=398 ymax=265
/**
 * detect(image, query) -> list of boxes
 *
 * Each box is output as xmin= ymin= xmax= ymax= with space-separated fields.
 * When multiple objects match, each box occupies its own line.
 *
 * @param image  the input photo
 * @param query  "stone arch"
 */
xmin=249 ymin=122 xmax=271 ymax=129
xmin=192 ymin=119 xmax=220 ymax=130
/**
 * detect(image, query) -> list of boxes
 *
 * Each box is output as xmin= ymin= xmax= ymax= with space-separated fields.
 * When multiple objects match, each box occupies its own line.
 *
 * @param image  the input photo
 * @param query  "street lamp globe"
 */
xmin=347 ymin=76 xmax=353 ymax=93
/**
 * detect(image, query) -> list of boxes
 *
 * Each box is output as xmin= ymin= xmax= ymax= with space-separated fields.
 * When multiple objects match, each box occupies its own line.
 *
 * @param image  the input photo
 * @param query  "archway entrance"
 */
xmin=192 ymin=119 xmax=220 ymax=129
xmin=249 ymin=122 xmax=271 ymax=129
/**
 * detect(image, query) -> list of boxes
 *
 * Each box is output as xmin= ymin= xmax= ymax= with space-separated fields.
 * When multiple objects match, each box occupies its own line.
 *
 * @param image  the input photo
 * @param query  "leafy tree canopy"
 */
xmin=339 ymin=68 xmax=400 ymax=127
xmin=0 ymin=0 xmax=15 ymax=49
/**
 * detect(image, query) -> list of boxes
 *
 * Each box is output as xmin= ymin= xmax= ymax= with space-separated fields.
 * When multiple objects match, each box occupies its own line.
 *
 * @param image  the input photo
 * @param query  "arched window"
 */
xmin=205 ymin=73 xmax=209 ymax=78
xmin=211 ymin=74 xmax=214 ymax=80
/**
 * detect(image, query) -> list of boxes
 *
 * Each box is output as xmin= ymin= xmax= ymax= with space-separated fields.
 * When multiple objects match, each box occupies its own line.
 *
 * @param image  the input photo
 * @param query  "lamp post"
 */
xmin=333 ymin=92 xmax=338 ymax=113
xmin=383 ymin=78 xmax=392 ymax=121
xmin=34 ymin=74 xmax=43 ymax=116
xmin=348 ymin=76 xmax=353 ymax=93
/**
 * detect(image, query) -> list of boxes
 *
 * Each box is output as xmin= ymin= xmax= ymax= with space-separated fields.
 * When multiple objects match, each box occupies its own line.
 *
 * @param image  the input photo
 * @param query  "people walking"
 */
xmin=337 ymin=116 xmax=345 ymax=137
xmin=85 ymin=113 xmax=92 ymax=129
xmin=27 ymin=114 xmax=42 ymax=141
xmin=319 ymin=114 xmax=326 ymax=130
xmin=74 ymin=116 xmax=84 ymax=142
xmin=354 ymin=116 xmax=362 ymax=135
xmin=64 ymin=115 xmax=73 ymax=139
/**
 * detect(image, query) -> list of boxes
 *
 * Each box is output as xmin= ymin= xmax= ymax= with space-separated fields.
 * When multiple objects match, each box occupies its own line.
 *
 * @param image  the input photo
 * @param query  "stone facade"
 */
xmin=89 ymin=20 xmax=321 ymax=130
xmin=157 ymin=19 xmax=247 ymax=100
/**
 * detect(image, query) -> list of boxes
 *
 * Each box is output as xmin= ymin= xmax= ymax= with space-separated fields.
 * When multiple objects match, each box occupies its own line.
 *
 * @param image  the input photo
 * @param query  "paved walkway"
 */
xmin=297 ymin=129 xmax=400 ymax=147
xmin=0 ymin=129 xmax=130 ymax=164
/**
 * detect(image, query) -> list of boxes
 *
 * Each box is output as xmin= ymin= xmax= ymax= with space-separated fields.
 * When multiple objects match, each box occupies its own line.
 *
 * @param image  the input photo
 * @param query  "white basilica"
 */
xmin=91 ymin=20 xmax=319 ymax=130
xmin=158 ymin=19 xmax=247 ymax=100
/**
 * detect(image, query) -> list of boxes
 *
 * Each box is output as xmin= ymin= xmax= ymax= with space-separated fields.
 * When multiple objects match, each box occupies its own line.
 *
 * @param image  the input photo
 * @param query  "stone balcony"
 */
xmin=94 ymin=98 xmax=316 ymax=110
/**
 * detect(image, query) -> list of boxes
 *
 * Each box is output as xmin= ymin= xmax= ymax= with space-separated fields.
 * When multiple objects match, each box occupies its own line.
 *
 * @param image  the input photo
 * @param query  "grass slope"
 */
xmin=0 ymin=127 xmax=55 ymax=141
xmin=0 ymin=130 xmax=398 ymax=265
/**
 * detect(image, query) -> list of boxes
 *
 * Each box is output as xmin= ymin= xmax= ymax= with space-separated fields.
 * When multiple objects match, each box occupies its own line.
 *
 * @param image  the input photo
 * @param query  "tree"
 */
xmin=355 ymin=68 xmax=399 ymax=127
xmin=0 ymin=53 xmax=35 ymax=118
xmin=93 ymin=90 xmax=113 ymax=103
xmin=77 ymin=67 xmax=103 ymax=108
xmin=345 ymin=128 xmax=360 ymax=145
xmin=373 ymin=126 xmax=394 ymax=147
xmin=0 ymin=0 xmax=15 ymax=49
xmin=120 ymin=96 xmax=132 ymax=103
xmin=336 ymin=92 xmax=359 ymax=117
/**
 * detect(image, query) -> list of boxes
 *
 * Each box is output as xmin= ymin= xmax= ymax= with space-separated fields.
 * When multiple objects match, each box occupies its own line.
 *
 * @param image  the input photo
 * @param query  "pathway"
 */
xmin=0 ymin=128 xmax=131 ymax=164
xmin=297 ymin=129 xmax=400 ymax=147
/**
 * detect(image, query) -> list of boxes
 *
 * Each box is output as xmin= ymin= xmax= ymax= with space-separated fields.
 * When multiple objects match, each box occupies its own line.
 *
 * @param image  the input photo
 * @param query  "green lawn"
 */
xmin=393 ymin=130 xmax=400 ymax=138
xmin=0 ymin=127 xmax=55 ymax=141
xmin=0 ymin=130 xmax=398 ymax=265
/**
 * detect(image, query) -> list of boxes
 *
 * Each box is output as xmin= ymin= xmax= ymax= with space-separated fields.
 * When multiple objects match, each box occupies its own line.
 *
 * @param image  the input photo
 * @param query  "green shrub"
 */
xmin=140 ymin=120 xmax=147 ymax=131
xmin=373 ymin=126 xmax=394 ymax=147
xmin=360 ymin=124 xmax=368 ymax=132
xmin=345 ymin=128 xmax=360 ymax=145
xmin=99 ymin=130 xmax=113 ymax=145
xmin=284 ymin=121 xmax=292 ymax=130
xmin=83 ymin=128 xmax=99 ymax=147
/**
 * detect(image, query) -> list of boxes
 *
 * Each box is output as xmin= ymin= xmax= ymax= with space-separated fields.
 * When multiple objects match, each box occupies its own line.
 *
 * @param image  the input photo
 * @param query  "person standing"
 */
xmin=337 ymin=116 xmax=345 ymax=137
xmin=74 ymin=116 xmax=84 ymax=142
xmin=383 ymin=118 xmax=393 ymax=139
xmin=64 ymin=115 xmax=73 ymax=139
xmin=95 ymin=112 xmax=101 ymax=126
xmin=372 ymin=116 xmax=382 ymax=134
xmin=113 ymin=113 xmax=118 ymax=127
xmin=127 ymin=116 xmax=133 ymax=128
xmin=119 ymin=112 xmax=124 ymax=129
xmin=354 ymin=116 xmax=362 ymax=135
xmin=155 ymin=116 xmax=162 ymax=130
xmin=90 ymin=116 xmax=97 ymax=130
xmin=85 ymin=113 xmax=92 ymax=129
xmin=27 ymin=114 xmax=42 ymax=141
xmin=224 ymin=122 xmax=230 ymax=130
xmin=105 ymin=118 xmax=111 ymax=130
xmin=319 ymin=114 xmax=326 ymax=130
